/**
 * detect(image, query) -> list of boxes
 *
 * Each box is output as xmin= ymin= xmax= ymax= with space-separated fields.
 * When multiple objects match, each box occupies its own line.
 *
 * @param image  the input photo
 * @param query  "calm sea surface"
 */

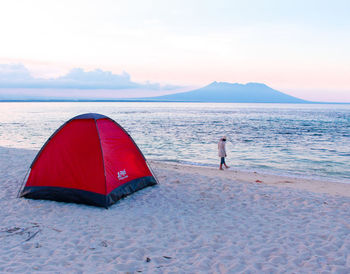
xmin=1 ymin=102 xmax=349 ymax=183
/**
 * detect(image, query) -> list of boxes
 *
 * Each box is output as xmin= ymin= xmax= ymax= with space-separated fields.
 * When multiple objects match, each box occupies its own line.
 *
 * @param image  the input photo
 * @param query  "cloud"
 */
xmin=51 ymin=68 xmax=140 ymax=89
xmin=0 ymin=63 xmax=33 ymax=82
xmin=0 ymin=63 xmax=179 ymax=90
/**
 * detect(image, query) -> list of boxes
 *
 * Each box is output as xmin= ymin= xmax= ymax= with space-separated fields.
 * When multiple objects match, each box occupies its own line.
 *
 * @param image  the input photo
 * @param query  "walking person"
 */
xmin=218 ymin=136 xmax=229 ymax=170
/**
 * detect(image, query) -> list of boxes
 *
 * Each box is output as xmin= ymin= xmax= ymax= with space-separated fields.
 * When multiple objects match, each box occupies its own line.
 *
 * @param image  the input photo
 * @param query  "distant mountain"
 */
xmin=148 ymin=82 xmax=309 ymax=103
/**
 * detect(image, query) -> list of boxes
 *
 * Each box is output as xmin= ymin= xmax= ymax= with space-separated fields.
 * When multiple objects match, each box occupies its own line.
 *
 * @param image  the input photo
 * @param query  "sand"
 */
xmin=1 ymin=146 xmax=350 ymax=273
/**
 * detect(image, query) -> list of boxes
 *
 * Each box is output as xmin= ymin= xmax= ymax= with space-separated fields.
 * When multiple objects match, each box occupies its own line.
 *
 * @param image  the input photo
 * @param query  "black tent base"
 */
xmin=21 ymin=176 xmax=157 ymax=208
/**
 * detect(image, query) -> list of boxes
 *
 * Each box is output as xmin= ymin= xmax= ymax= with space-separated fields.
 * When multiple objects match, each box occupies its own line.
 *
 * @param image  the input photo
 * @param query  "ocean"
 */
xmin=1 ymin=102 xmax=349 ymax=183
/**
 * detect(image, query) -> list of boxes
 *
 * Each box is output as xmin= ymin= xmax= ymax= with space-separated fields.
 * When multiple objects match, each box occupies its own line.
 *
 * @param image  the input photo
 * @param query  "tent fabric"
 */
xmin=20 ymin=113 xmax=157 ymax=208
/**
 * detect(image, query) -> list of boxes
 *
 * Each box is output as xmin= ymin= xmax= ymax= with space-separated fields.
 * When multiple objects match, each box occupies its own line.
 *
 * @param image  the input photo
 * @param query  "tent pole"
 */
xmin=146 ymin=160 xmax=160 ymax=184
xmin=17 ymin=168 xmax=30 ymax=198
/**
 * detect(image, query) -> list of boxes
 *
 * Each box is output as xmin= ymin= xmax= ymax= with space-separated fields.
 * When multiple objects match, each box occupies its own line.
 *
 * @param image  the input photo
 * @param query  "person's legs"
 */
xmin=222 ymin=157 xmax=229 ymax=169
xmin=220 ymin=157 xmax=224 ymax=170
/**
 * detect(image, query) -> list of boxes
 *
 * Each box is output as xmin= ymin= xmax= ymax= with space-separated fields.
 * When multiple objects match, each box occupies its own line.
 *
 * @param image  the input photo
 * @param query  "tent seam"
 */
xmin=94 ymin=119 xmax=108 ymax=207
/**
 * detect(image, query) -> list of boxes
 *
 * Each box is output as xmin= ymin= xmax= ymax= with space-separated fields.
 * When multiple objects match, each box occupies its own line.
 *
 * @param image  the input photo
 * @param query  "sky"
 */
xmin=0 ymin=0 xmax=349 ymax=102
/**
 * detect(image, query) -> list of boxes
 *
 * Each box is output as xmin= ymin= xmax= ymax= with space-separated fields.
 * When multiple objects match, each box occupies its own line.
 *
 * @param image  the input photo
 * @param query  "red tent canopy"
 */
xmin=20 ymin=113 xmax=157 ymax=208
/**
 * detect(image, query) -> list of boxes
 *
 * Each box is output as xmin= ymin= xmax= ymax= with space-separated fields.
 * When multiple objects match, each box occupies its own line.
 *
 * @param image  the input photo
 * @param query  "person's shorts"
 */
xmin=220 ymin=157 xmax=225 ymax=165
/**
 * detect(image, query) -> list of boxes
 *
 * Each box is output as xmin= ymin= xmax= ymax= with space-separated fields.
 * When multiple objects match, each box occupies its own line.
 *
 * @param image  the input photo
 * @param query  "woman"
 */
xmin=218 ymin=136 xmax=229 ymax=170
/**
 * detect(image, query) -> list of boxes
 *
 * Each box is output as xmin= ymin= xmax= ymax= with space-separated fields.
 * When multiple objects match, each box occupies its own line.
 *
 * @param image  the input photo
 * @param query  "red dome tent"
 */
xmin=20 ymin=113 xmax=157 ymax=208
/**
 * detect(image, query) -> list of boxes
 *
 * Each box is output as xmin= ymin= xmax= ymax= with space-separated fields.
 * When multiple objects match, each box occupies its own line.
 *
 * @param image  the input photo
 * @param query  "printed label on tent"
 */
xmin=117 ymin=169 xmax=128 ymax=180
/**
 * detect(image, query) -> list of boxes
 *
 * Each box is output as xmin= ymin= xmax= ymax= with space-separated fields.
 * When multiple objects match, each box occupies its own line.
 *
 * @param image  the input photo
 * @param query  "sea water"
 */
xmin=1 ymin=102 xmax=349 ymax=183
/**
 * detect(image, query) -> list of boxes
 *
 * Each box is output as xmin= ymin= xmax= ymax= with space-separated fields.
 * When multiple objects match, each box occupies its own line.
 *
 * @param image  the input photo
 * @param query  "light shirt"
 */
xmin=218 ymin=140 xmax=226 ymax=157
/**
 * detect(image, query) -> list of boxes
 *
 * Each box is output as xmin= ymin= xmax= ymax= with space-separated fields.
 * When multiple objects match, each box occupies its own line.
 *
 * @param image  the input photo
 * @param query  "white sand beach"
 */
xmin=1 ymin=146 xmax=350 ymax=273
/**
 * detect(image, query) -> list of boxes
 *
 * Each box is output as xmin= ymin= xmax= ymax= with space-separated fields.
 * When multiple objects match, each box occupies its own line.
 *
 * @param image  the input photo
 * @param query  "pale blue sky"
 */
xmin=0 ymin=0 xmax=349 ymax=101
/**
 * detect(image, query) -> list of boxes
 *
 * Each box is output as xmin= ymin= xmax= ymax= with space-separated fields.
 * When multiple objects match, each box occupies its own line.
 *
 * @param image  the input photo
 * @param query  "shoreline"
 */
xmin=151 ymin=158 xmax=350 ymax=184
xmin=2 ymin=146 xmax=350 ymax=197
xmin=150 ymin=160 xmax=350 ymax=198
